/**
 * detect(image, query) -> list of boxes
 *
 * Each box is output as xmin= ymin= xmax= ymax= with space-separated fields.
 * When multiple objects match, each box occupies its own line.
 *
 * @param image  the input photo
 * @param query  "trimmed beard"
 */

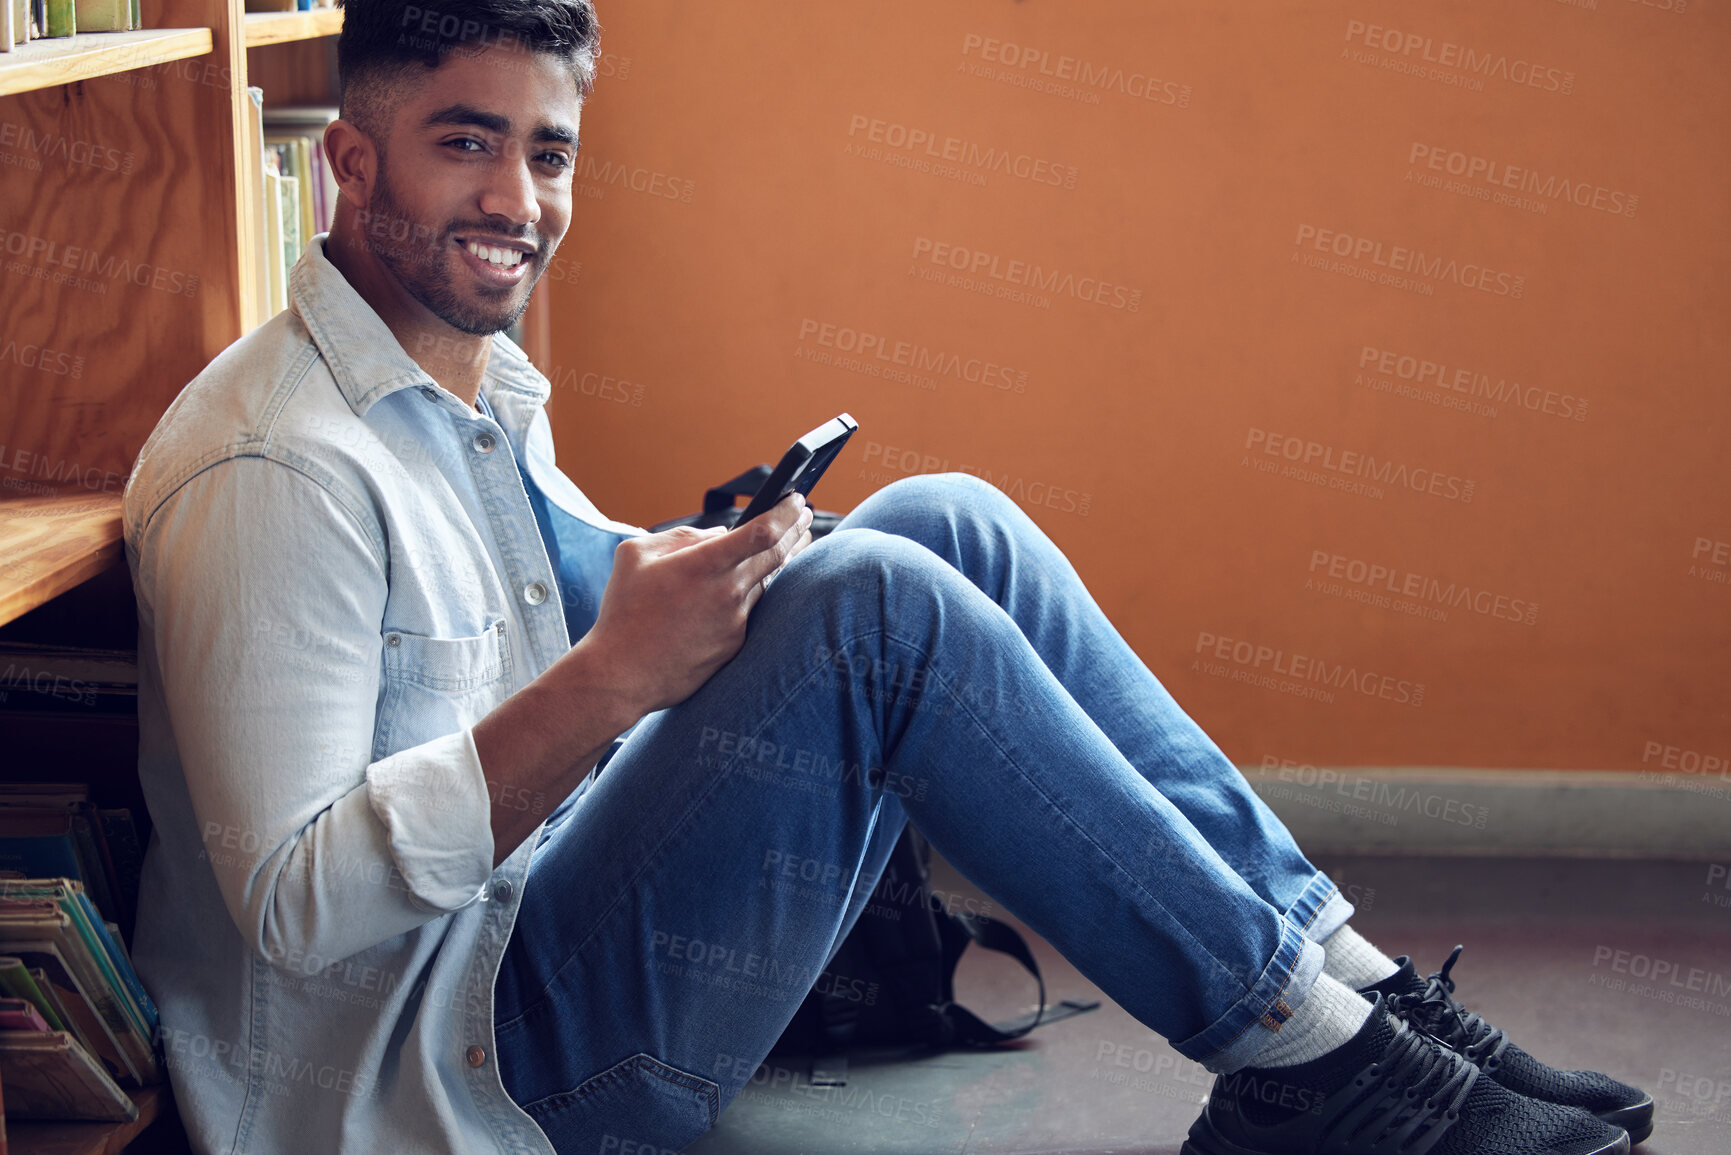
xmin=367 ymin=160 xmax=542 ymax=336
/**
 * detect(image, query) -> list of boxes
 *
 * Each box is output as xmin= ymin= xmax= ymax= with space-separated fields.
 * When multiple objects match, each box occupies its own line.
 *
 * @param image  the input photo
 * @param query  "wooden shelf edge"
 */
xmin=243 ymin=9 xmax=345 ymax=48
xmin=0 ymin=492 xmax=125 ymax=628
xmin=0 ymin=27 xmax=213 ymax=98
xmin=7 ymin=1082 xmax=167 ymax=1155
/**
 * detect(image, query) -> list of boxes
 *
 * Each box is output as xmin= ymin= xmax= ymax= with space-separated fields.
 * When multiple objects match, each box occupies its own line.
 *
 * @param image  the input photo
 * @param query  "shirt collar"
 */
xmin=290 ymin=234 xmax=552 ymax=417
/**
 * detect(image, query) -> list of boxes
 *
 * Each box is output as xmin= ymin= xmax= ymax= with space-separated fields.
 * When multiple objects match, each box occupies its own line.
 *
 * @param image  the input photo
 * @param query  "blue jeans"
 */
xmin=491 ymin=472 xmax=1352 ymax=1152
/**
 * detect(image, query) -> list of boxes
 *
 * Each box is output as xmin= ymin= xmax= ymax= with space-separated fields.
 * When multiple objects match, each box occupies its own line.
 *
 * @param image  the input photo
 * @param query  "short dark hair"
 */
xmin=338 ymin=0 xmax=602 ymax=136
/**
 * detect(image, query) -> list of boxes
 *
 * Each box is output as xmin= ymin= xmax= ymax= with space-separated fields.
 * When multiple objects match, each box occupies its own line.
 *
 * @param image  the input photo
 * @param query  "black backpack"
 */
xmin=767 ymin=826 xmax=1098 ymax=1081
xmin=654 ymin=473 xmax=1100 ymax=1083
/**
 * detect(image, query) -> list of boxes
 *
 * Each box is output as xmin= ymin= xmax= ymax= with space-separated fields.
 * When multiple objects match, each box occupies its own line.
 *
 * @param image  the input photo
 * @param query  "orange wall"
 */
xmin=535 ymin=0 xmax=1730 ymax=772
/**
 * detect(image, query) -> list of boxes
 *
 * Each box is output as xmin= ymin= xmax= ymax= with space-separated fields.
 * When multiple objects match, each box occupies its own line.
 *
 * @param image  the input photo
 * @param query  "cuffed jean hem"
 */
xmin=1180 ymin=923 xmax=1327 ymax=1074
xmin=1282 ymin=870 xmax=1356 ymax=947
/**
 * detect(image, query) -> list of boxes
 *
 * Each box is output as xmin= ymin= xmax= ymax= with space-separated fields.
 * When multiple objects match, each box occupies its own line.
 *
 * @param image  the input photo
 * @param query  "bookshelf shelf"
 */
xmin=0 ymin=492 xmax=125 ymax=628
xmin=243 ymin=9 xmax=343 ymax=48
xmin=0 ymin=27 xmax=213 ymax=98
xmin=6 ymin=1083 xmax=167 ymax=1155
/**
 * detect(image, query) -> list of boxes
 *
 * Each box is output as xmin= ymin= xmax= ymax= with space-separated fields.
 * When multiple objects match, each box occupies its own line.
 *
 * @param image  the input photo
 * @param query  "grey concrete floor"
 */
xmin=686 ymin=853 xmax=1731 ymax=1154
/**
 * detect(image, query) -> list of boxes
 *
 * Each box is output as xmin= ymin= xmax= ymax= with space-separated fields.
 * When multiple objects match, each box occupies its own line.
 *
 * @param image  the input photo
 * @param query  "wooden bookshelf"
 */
xmin=243 ymin=8 xmax=343 ymax=48
xmin=0 ymin=0 xmax=343 ymax=635
xmin=0 ymin=2 xmax=344 ymax=1141
xmin=0 ymin=492 xmax=125 ymax=628
xmin=0 ymin=28 xmax=213 ymax=98
xmin=6 ymin=1084 xmax=168 ymax=1155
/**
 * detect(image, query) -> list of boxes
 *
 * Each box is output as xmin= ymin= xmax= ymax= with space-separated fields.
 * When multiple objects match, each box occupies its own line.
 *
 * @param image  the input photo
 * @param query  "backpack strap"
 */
xmin=934 ymin=909 xmax=1102 ymax=1045
xmin=702 ymin=465 xmax=773 ymax=515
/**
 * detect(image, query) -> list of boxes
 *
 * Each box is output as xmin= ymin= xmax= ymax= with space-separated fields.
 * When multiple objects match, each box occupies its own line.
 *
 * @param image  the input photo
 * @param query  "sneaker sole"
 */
xmin=1597 ymin=1095 xmax=1654 ymax=1145
xmin=1180 ymin=1116 xmax=1632 ymax=1155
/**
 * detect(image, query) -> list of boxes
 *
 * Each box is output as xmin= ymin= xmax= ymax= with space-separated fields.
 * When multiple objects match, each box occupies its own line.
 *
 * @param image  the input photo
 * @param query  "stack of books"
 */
xmin=2 ymin=0 xmax=144 ymax=48
xmin=244 ymin=93 xmax=339 ymax=318
xmin=0 ymin=784 xmax=155 ymax=1124
xmin=244 ymin=0 xmax=339 ymax=11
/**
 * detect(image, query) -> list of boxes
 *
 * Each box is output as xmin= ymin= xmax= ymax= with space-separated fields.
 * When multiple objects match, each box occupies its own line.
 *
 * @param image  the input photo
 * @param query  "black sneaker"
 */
xmin=1362 ymin=947 xmax=1654 ymax=1145
xmin=1181 ymin=993 xmax=1629 ymax=1155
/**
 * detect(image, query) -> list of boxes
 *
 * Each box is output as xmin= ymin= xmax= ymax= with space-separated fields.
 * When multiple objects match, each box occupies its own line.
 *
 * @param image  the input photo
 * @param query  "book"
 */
xmin=42 ymin=0 xmax=69 ymax=36
xmin=0 ymin=886 xmax=157 ymax=1085
xmin=28 ymin=963 xmax=128 ymax=1084
xmin=246 ymin=87 xmax=271 ymax=322
xmin=0 ymin=958 xmax=62 ymax=1032
xmin=0 ymin=998 xmax=49 ymax=1032
xmin=0 ymin=784 xmax=87 ymax=809
xmin=0 ymin=1029 xmax=135 ymax=1122
xmin=263 ymin=159 xmax=287 ymax=316
xmin=263 ymin=105 xmax=340 ymax=234
xmin=0 ymin=642 xmax=139 ymax=716
xmin=97 ymin=810 xmax=142 ymax=939
xmin=0 ymin=804 xmax=130 ymax=930
xmin=72 ymin=0 xmax=127 ymax=31
xmin=264 ymin=135 xmax=317 ymax=246
xmin=277 ymin=156 xmax=303 ymax=285
xmin=0 ymin=882 xmax=156 ymax=1042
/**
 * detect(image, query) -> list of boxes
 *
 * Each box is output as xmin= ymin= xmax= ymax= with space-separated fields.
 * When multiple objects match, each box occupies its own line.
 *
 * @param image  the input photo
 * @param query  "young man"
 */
xmin=120 ymin=2 xmax=1651 ymax=1152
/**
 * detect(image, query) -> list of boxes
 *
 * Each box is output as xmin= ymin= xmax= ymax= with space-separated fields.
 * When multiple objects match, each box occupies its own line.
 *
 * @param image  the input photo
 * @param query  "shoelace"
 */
xmin=1390 ymin=945 xmax=1512 ymax=1071
xmin=1321 ymin=1019 xmax=1481 ymax=1153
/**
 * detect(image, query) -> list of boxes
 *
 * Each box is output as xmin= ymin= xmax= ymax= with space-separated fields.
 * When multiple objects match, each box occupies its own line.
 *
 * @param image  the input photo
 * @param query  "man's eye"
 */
xmin=539 ymin=152 xmax=573 ymax=170
xmin=447 ymin=138 xmax=485 ymax=153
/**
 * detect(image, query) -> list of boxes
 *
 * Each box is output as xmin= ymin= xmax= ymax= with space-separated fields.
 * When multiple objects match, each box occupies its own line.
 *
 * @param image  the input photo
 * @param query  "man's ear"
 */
xmin=324 ymin=118 xmax=379 ymax=213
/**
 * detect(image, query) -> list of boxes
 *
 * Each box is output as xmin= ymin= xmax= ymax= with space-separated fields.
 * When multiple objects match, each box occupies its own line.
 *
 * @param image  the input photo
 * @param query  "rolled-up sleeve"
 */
xmin=366 ymin=729 xmax=494 ymax=913
xmin=130 ymin=454 xmax=494 ymax=968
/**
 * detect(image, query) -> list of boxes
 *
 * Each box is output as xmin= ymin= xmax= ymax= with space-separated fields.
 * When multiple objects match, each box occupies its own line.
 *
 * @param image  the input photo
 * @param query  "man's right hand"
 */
xmin=576 ymin=492 xmax=816 ymax=717
xmin=476 ymin=491 xmax=813 ymax=865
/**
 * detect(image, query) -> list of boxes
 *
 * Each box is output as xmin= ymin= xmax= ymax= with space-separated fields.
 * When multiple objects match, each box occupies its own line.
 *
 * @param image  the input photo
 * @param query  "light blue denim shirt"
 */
xmin=122 ymin=235 xmax=645 ymax=1154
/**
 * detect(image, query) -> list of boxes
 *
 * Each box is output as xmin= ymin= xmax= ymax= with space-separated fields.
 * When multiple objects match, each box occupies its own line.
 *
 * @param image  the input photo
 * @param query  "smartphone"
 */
xmin=732 ymin=413 xmax=859 ymax=527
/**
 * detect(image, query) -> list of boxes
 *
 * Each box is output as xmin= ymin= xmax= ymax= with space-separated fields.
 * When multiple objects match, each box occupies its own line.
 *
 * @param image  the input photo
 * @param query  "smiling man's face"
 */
xmin=361 ymin=42 xmax=581 ymax=335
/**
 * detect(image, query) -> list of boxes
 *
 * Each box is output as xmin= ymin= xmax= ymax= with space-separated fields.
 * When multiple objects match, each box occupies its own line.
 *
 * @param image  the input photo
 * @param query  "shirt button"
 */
xmin=473 ymin=432 xmax=496 ymax=454
xmin=420 ymin=386 xmax=437 ymax=400
xmin=466 ymin=1045 xmax=486 ymax=1068
xmin=385 ymin=634 xmax=401 ymax=647
xmin=492 ymin=880 xmax=513 ymax=902
xmin=523 ymin=581 xmax=547 ymax=606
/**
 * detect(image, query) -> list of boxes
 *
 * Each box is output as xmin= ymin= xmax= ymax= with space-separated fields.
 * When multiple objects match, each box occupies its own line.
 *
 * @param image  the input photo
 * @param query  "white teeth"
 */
xmin=465 ymin=241 xmax=524 ymax=269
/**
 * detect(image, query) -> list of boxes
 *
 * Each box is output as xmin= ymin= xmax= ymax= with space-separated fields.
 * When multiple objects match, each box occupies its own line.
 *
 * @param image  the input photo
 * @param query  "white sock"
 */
xmin=1320 ymin=924 xmax=1400 ymax=991
xmin=1249 ymin=971 xmax=1374 ymax=1068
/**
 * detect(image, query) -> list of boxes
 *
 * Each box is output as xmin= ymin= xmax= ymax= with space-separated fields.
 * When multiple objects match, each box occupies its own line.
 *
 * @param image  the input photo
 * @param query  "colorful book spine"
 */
xmin=72 ymin=0 xmax=127 ymax=31
xmin=43 ymin=0 xmax=71 ymax=36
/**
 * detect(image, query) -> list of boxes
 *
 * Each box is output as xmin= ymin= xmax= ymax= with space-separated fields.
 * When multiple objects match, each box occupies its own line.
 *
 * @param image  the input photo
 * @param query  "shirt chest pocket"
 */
xmin=373 ymin=619 xmax=514 ymax=761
